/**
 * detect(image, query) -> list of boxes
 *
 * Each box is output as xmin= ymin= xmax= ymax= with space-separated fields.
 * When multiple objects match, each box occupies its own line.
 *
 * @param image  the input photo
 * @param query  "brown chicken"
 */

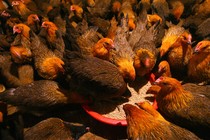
xmin=195 ymin=18 xmax=210 ymax=40
xmin=118 ymin=0 xmax=136 ymax=30
xmin=64 ymin=18 xmax=89 ymax=51
xmin=106 ymin=16 xmax=118 ymax=40
xmin=70 ymin=4 xmax=83 ymax=21
xmin=132 ymin=17 xmax=160 ymax=78
xmin=86 ymin=0 xmax=111 ymax=18
xmin=159 ymin=24 xmax=186 ymax=58
xmin=86 ymin=0 xmax=95 ymax=7
xmin=111 ymin=0 xmax=121 ymax=16
xmin=11 ymin=23 xmax=33 ymax=63
xmin=79 ymin=131 xmax=106 ymax=140
xmin=73 ymin=27 xmax=102 ymax=55
xmin=39 ymin=21 xmax=65 ymax=59
xmin=192 ymin=0 xmax=210 ymax=17
xmin=151 ymin=0 xmax=170 ymax=22
xmin=24 ymin=118 xmax=89 ymax=140
xmin=165 ymin=31 xmax=193 ymax=77
xmin=109 ymin=16 xmax=136 ymax=81
xmin=0 ymin=0 xmax=8 ymax=12
xmin=183 ymin=0 xmax=210 ymax=37
xmin=187 ymin=40 xmax=210 ymax=84
xmin=64 ymin=51 xmax=127 ymax=101
xmin=123 ymin=102 xmax=200 ymax=140
xmin=154 ymin=76 xmax=210 ymax=139
xmin=67 ymin=20 xmax=115 ymax=60
xmin=11 ymin=0 xmax=34 ymax=20
xmin=13 ymin=23 xmax=64 ymax=80
xmin=86 ymin=15 xmax=110 ymax=37
xmin=168 ymin=0 xmax=184 ymax=22
xmin=155 ymin=60 xmax=172 ymax=78
xmin=0 ymin=52 xmax=34 ymax=88
xmin=0 ymin=79 xmax=90 ymax=113
xmin=26 ymin=13 xmax=41 ymax=34
xmin=147 ymin=14 xmax=162 ymax=28
xmin=182 ymin=82 xmax=210 ymax=99
xmin=92 ymin=37 xmax=114 ymax=60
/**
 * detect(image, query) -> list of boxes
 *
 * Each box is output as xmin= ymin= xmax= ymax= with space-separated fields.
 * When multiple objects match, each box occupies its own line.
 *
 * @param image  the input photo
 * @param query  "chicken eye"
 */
xmin=104 ymin=42 xmax=109 ymax=45
xmin=162 ymin=82 xmax=168 ymax=85
xmin=162 ymin=67 xmax=166 ymax=71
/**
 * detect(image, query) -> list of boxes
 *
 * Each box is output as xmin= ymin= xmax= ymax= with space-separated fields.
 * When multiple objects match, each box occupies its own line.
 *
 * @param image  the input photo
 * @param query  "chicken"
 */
xmin=109 ymin=16 xmax=136 ymax=81
xmin=0 ymin=0 xmax=8 ymax=12
xmin=64 ymin=51 xmax=127 ymax=101
xmin=166 ymin=31 xmax=193 ymax=77
xmin=13 ymin=23 xmax=65 ymax=80
xmin=118 ymin=0 xmax=136 ymax=30
xmin=147 ymin=14 xmax=162 ymax=28
xmin=86 ymin=15 xmax=110 ymax=37
xmin=73 ymin=27 xmax=102 ymax=56
xmin=106 ymin=16 xmax=118 ymax=40
xmin=128 ymin=8 xmax=147 ymax=48
xmin=0 ymin=33 xmax=15 ymax=51
xmin=192 ymin=0 xmax=210 ymax=17
xmin=86 ymin=0 xmax=95 ymax=7
xmin=0 ymin=52 xmax=34 ymax=88
xmin=39 ymin=21 xmax=65 ymax=59
xmin=155 ymin=60 xmax=172 ymax=78
xmin=195 ymin=18 xmax=210 ymax=40
xmin=79 ymin=132 xmax=106 ymax=140
xmin=132 ymin=19 xmax=160 ymax=77
xmin=159 ymin=24 xmax=188 ymax=57
xmin=24 ymin=118 xmax=89 ymax=140
xmin=70 ymin=4 xmax=83 ymax=21
xmin=92 ymin=37 xmax=114 ymax=60
xmin=182 ymin=82 xmax=210 ymax=99
xmin=154 ymin=76 xmax=210 ymax=139
xmin=11 ymin=0 xmax=34 ymax=21
xmin=111 ymin=0 xmax=121 ymax=17
xmin=64 ymin=18 xmax=89 ymax=51
xmin=86 ymin=0 xmax=111 ymax=18
xmin=168 ymin=0 xmax=184 ymax=22
xmin=123 ymin=102 xmax=200 ymax=140
xmin=151 ymin=0 xmax=170 ymax=22
xmin=68 ymin=22 xmax=115 ymax=60
xmin=26 ymin=14 xmax=41 ymax=34
xmin=0 ymin=80 xmax=90 ymax=113
xmin=33 ymin=0 xmax=53 ymax=15
xmin=183 ymin=0 xmax=210 ymax=35
xmin=11 ymin=23 xmax=33 ymax=63
xmin=47 ymin=4 xmax=69 ymax=35
xmin=3 ymin=16 xmax=22 ymax=36
xmin=187 ymin=40 xmax=210 ymax=84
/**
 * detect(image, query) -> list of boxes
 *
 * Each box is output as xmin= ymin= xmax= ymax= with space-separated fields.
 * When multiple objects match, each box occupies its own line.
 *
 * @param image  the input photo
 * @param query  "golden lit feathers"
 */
xmin=38 ymin=57 xmax=64 ymax=80
xmin=154 ymin=76 xmax=194 ymax=110
xmin=92 ymin=38 xmax=114 ymax=60
xmin=160 ymin=25 xmax=185 ymax=57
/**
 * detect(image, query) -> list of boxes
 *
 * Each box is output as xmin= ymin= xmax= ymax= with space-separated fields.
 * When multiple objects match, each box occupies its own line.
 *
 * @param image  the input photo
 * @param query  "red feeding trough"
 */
xmin=82 ymin=73 xmax=157 ymax=126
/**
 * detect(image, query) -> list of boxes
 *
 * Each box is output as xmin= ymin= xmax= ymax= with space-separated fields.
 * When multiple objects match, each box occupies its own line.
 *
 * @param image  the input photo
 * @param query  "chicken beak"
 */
xmin=153 ymin=77 xmax=163 ymax=85
xmin=193 ymin=50 xmax=199 ymax=54
xmin=187 ymin=40 xmax=192 ymax=45
xmin=13 ymin=26 xmax=17 ymax=34
xmin=35 ymin=17 xmax=40 ymax=22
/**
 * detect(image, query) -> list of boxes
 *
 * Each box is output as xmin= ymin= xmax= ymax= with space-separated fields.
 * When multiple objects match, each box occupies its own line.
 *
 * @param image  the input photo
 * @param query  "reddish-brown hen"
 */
xmin=154 ymin=76 xmax=210 ymax=139
xmin=40 ymin=21 xmax=65 ymax=59
xmin=123 ymin=102 xmax=200 ymax=140
xmin=187 ymin=40 xmax=210 ymax=84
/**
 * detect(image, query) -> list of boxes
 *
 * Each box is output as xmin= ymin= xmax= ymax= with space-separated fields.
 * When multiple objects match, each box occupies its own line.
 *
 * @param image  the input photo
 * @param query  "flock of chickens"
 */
xmin=0 ymin=0 xmax=209 ymax=139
